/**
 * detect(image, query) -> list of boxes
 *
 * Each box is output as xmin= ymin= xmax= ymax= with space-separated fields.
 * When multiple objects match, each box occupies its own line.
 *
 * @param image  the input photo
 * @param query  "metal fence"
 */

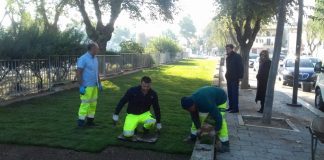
xmin=0 ymin=52 xmax=188 ymax=103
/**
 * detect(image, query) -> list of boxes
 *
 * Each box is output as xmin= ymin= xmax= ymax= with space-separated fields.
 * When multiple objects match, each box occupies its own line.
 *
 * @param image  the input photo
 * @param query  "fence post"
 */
xmin=103 ymin=55 xmax=107 ymax=79
xmin=48 ymin=56 xmax=52 ymax=91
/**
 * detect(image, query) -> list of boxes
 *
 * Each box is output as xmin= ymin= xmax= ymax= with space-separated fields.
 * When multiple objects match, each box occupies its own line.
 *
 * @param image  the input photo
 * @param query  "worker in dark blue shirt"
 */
xmin=181 ymin=86 xmax=230 ymax=152
xmin=112 ymin=76 xmax=161 ymax=138
xmin=225 ymin=44 xmax=244 ymax=113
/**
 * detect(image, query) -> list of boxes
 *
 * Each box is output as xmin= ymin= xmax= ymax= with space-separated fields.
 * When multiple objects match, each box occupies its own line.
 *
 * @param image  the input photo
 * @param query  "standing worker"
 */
xmin=76 ymin=42 xmax=102 ymax=127
xmin=181 ymin=86 xmax=230 ymax=153
xmin=112 ymin=76 xmax=162 ymax=138
xmin=225 ymin=44 xmax=244 ymax=113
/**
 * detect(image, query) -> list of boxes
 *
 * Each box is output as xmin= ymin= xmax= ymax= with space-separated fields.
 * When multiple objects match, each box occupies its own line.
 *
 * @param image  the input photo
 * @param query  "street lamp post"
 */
xmin=287 ymin=0 xmax=303 ymax=107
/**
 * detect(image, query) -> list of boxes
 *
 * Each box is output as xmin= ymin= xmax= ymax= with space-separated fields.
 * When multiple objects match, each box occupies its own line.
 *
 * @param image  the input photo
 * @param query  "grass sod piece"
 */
xmin=0 ymin=59 xmax=218 ymax=154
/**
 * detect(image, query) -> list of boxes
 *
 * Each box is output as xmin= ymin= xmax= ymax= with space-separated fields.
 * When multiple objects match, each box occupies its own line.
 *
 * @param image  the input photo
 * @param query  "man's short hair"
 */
xmin=87 ymin=42 xmax=98 ymax=51
xmin=225 ymin=44 xmax=234 ymax=49
xmin=141 ymin=76 xmax=152 ymax=83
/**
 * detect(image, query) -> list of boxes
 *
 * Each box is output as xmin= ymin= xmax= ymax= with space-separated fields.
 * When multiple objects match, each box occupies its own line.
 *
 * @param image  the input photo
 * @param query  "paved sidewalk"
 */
xmin=216 ymin=88 xmax=324 ymax=160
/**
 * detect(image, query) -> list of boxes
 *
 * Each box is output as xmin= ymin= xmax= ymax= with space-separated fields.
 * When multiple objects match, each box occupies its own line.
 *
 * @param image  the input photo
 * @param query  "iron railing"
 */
xmin=0 ymin=52 xmax=188 ymax=103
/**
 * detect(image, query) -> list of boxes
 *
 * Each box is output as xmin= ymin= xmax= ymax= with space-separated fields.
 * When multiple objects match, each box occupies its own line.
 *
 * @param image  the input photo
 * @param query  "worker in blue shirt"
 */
xmin=181 ymin=86 xmax=230 ymax=152
xmin=113 ymin=76 xmax=161 ymax=138
xmin=76 ymin=42 xmax=102 ymax=127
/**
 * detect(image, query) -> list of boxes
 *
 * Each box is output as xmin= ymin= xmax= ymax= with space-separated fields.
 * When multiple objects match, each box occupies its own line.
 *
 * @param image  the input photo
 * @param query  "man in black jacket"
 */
xmin=225 ymin=44 xmax=244 ymax=113
xmin=112 ymin=76 xmax=161 ymax=138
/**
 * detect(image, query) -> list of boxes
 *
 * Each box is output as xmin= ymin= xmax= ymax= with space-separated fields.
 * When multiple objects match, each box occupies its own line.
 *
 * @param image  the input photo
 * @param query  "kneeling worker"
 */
xmin=112 ymin=76 xmax=162 ymax=138
xmin=181 ymin=86 xmax=230 ymax=152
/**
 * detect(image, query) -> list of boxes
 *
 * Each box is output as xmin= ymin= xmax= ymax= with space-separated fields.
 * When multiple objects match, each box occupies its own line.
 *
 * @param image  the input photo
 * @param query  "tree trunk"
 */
xmin=96 ymin=25 xmax=114 ymax=53
xmin=262 ymin=0 xmax=287 ymax=124
xmin=240 ymin=46 xmax=251 ymax=89
xmin=230 ymin=4 xmax=261 ymax=89
xmin=75 ymin=0 xmax=121 ymax=54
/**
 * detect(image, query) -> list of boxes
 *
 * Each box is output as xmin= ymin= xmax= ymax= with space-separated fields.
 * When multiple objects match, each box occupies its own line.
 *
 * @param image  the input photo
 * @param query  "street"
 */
xmin=249 ymin=68 xmax=320 ymax=113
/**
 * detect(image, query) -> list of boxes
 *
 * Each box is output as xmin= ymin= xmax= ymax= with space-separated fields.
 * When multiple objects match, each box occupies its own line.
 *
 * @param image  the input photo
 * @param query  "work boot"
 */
xmin=143 ymin=127 xmax=150 ymax=135
xmin=77 ymin=119 xmax=85 ymax=127
xmin=86 ymin=117 xmax=96 ymax=126
xmin=183 ymin=134 xmax=197 ymax=143
xmin=217 ymin=141 xmax=230 ymax=153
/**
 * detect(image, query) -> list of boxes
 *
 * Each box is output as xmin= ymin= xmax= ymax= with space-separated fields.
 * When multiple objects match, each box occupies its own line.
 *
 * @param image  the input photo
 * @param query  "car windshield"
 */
xmin=249 ymin=54 xmax=258 ymax=59
xmin=286 ymin=59 xmax=314 ymax=68
xmin=308 ymin=58 xmax=321 ymax=63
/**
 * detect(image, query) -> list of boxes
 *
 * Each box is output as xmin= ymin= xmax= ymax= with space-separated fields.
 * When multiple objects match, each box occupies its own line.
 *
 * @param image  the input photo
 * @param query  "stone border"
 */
xmin=238 ymin=114 xmax=300 ymax=132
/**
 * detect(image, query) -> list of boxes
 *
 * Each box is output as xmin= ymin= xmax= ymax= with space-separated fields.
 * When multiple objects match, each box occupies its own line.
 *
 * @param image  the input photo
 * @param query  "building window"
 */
xmin=266 ymin=38 xmax=271 ymax=45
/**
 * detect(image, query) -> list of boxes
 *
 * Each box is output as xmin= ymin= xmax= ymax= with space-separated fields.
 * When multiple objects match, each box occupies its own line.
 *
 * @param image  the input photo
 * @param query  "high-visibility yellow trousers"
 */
xmin=191 ymin=102 xmax=229 ymax=142
xmin=78 ymin=86 xmax=98 ymax=120
xmin=123 ymin=111 xmax=156 ymax=137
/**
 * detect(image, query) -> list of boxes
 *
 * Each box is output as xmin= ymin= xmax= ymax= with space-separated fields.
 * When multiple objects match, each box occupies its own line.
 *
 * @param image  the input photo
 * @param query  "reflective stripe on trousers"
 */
xmin=78 ymin=86 xmax=98 ymax=120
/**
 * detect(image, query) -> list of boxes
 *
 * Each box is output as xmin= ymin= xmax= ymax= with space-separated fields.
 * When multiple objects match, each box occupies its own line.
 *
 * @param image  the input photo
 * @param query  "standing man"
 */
xmin=181 ymin=86 xmax=230 ymax=153
xmin=76 ymin=42 xmax=102 ymax=127
xmin=225 ymin=44 xmax=244 ymax=113
xmin=112 ymin=76 xmax=162 ymax=138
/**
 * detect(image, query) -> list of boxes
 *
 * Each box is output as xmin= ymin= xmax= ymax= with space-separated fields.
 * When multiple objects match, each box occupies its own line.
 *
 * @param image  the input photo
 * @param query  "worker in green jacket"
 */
xmin=181 ymin=86 xmax=230 ymax=152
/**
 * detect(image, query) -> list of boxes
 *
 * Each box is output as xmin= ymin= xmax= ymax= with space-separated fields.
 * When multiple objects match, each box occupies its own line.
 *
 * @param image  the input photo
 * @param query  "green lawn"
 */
xmin=0 ymin=59 xmax=217 ymax=154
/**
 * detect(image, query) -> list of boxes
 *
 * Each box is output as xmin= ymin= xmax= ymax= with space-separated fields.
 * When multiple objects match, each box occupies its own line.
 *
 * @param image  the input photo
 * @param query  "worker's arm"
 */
xmin=114 ymin=89 xmax=131 ymax=115
xmin=190 ymin=110 xmax=201 ymax=129
xmin=76 ymin=57 xmax=85 ymax=86
xmin=209 ymin=106 xmax=223 ymax=131
xmin=152 ymin=93 xmax=161 ymax=123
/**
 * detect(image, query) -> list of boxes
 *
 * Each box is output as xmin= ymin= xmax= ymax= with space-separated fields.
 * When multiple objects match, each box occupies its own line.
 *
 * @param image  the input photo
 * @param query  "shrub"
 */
xmin=119 ymin=40 xmax=144 ymax=54
xmin=0 ymin=24 xmax=85 ymax=59
xmin=145 ymin=36 xmax=182 ymax=58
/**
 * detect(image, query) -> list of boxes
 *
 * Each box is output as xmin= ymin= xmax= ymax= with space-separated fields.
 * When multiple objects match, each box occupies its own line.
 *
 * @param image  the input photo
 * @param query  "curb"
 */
xmin=281 ymin=92 xmax=324 ymax=117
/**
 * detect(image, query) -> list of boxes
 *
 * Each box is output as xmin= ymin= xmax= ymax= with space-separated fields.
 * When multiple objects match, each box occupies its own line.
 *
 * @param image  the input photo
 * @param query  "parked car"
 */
xmin=249 ymin=53 xmax=258 ymax=68
xmin=308 ymin=57 xmax=321 ymax=66
xmin=314 ymin=62 xmax=324 ymax=111
xmin=278 ymin=57 xmax=317 ymax=92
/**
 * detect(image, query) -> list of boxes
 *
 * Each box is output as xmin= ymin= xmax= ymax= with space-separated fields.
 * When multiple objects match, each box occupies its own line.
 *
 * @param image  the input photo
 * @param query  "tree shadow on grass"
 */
xmin=168 ymin=60 xmax=197 ymax=66
xmin=0 ymin=60 xmax=217 ymax=154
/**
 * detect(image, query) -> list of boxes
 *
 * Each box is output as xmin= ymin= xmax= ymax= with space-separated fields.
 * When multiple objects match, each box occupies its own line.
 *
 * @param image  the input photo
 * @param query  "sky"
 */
xmin=0 ymin=0 xmax=216 ymax=36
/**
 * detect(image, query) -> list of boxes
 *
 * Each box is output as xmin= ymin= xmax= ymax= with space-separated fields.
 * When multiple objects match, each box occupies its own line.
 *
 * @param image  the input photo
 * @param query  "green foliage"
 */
xmin=119 ymin=40 xmax=144 ymax=53
xmin=179 ymin=16 xmax=196 ymax=42
xmin=216 ymin=0 xmax=278 ymax=23
xmin=305 ymin=0 xmax=324 ymax=54
xmin=0 ymin=59 xmax=217 ymax=154
xmin=145 ymin=37 xmax=182 ymax=57
xmin=0 ymin=24 xmax=85 ymax=59
xmin=121 ymin=0 xmax=178 ymax=21
xmin=204 ymin=17 xmax=233 ymax=49
xmin=107 ymin=27 xmax=135 ymax=51
xmin=162 ymin=29 xmax=178 ymax=41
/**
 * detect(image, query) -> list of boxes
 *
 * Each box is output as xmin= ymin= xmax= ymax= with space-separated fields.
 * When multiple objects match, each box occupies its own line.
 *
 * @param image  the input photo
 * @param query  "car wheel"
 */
xmin=282 ymin=81 xmax=287 ymax=85
xmin=315 ymin=89 xmax=324 ymax=111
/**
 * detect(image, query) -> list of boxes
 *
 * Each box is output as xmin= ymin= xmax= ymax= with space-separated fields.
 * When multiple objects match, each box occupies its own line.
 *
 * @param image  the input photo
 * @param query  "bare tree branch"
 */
xmin=92 ymin=0 xmax=103 ymax=28
xmin=75 ymin=0 xmax=96 ymax=39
